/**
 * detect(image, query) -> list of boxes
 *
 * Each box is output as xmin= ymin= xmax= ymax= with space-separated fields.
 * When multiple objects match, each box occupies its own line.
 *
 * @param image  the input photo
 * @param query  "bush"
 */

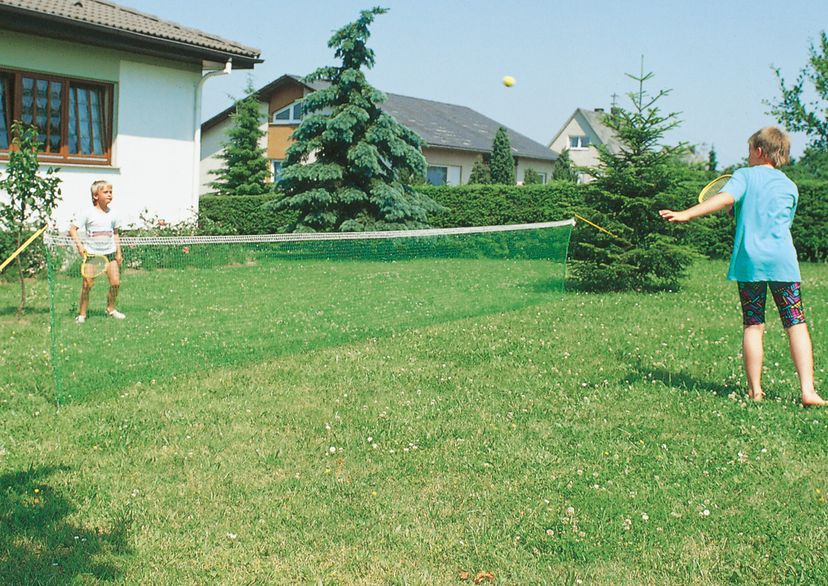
xmin=198 ymin=194 xmax=296 ymax=235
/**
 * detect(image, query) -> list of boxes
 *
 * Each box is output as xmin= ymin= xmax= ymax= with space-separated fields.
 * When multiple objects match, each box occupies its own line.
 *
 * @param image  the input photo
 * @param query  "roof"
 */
xmin=202 ymin=74 xmax=556 ymax=162
xmin=0 ymin=0 xmax=261 ymax=68
xmin=549 ymin=108 xmax=622 ymax=153
xmin=380 ymin=93 xmax=555 ymax=161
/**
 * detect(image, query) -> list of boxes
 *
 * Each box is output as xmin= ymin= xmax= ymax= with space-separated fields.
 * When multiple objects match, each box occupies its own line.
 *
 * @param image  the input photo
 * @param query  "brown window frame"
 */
xmin=0 ymin=67 xmax=114 ymax=165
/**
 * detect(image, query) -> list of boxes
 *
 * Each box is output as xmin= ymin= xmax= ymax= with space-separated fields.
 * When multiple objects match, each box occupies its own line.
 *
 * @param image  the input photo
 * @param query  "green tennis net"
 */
xmin=45 ymin=220 xmax=574 ymax=403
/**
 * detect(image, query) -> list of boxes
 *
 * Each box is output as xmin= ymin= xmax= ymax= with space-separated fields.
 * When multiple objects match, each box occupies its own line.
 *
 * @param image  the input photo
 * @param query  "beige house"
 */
xmin=548 ymin=108 xmax=621 ymax=182
xmin=200 ymin=74 xmax=557 ymax=194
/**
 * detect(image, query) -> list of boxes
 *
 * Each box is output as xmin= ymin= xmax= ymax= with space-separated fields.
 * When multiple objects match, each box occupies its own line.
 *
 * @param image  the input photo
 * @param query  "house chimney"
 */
xmin=594 ymin=108 xmax=604 ymax=112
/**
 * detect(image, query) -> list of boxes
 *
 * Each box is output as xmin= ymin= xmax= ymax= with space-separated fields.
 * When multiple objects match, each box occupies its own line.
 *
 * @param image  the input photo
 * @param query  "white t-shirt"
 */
xmin=72 ymin=207 xmax=121 ymax=255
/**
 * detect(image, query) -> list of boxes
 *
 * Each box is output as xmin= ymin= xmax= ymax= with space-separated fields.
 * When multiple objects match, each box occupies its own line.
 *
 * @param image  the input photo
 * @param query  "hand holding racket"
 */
xmin=80 ymin=252 xmax=109 ymax=279
xmin=697 ymin=174 xmax=732 ymax=203
xmin=659 ymin=174 xmax=735 ymax=223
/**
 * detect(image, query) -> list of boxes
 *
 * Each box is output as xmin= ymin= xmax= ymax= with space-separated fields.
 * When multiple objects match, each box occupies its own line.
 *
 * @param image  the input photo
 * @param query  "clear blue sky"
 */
xmin=125 ymin=0 xmax=827 ymax=167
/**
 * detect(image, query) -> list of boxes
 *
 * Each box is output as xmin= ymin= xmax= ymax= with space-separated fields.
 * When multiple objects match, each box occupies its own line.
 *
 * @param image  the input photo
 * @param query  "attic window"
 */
xmin=568 ymin=135 xmax=591 ymax=150
xmin=272 ymin=100 xmax=303 ymax=124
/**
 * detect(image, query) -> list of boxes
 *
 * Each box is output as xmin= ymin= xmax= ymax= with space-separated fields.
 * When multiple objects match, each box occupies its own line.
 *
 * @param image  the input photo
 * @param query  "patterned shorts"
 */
xmin=738 ymin=281 xmax=806 ymax=329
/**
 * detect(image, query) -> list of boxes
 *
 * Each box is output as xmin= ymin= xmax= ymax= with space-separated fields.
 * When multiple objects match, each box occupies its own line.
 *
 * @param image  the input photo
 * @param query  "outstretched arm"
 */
xmin=659 ymin=192 xmax=735 ymax=223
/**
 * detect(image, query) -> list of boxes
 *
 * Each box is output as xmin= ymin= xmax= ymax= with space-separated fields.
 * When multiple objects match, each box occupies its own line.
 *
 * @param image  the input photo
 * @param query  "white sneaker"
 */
xmin=75 ymin=315 xmax=86 ymax=324
xmin=107 ymin=309 xmax=126 ymax=319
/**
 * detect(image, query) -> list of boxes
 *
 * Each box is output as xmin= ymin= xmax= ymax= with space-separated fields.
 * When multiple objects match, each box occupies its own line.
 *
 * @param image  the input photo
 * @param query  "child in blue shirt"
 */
xmin=660 ymin=127 xmax=825 ymax=406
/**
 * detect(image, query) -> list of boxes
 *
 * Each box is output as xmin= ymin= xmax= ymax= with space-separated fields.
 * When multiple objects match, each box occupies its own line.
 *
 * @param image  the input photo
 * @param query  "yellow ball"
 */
xmin=502 ymin=75 xmax=515 ymax=87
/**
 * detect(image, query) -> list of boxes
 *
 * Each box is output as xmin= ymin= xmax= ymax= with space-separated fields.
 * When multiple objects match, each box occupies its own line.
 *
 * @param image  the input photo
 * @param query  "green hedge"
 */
xmin=198 ymin=179 xmax=828 ymax=263
xmin=199 ymin=182 xmax=583 ymax=234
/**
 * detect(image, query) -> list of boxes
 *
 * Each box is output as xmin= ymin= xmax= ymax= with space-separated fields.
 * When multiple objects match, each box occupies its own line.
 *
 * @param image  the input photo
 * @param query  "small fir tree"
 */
xmin=0 ymin=121 xmax=62 ymax=314
xmin=522 ymin=168 xmax=542 ymax=185
xmin=489 ymin=127 xmax=515 ymax=184
xmin=209 ymin=79 xmax=271 ymax=196
xmin=468 ymin=157 xmax=491 ymax=184
xmin=571 ymin=63 xmax=694 ymax=291
xmin=274 ymin=7 xmax=442 ymax=231
xmin=551 ymin=148 xmax=579 ymax=182
xmin=707 ymin=145 xmax=718 ymax=173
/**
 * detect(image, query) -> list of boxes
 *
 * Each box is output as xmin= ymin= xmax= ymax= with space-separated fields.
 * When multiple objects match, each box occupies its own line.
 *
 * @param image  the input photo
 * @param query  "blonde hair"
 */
xmin=90 ymin=180 xmax=111 ymax=204
xmin=748 ymin=127 xmax=790 ymax=168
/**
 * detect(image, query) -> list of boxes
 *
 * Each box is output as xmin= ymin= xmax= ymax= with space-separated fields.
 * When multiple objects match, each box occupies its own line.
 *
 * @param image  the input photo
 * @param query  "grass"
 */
xmin=2 ymin=258 xmax=828 ymax=584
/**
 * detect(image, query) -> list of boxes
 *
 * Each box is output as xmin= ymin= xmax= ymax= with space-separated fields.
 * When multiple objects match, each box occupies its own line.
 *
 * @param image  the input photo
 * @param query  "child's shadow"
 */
xmin=624 ymin=360 xmax=734 ymax=398
xmin=0 ymin=465 xmax=131 ymax=583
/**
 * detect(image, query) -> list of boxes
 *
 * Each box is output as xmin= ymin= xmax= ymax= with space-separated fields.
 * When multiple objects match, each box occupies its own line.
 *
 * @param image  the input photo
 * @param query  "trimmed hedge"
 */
xmin=198 ymin=179 xmax=828 ymax=262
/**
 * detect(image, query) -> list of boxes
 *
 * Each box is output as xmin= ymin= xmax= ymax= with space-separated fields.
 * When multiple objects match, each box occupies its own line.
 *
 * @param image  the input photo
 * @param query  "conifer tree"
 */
xmin=571 ymin=64 xmax=694 ymax=291
xmin=707 ymin=145 xmax=718 ymax=173
xmin=468 ymin=157 xmax=491 ymax=184
xmin=209 ymin=80 xmax=271 ymax=196
xmin=274 ymin=7 xmax=442 ymax=232
xmin=552 ymin=148 xmax=578 ymax=182
xmin=489 ymin=127 xmax=515 ymax=184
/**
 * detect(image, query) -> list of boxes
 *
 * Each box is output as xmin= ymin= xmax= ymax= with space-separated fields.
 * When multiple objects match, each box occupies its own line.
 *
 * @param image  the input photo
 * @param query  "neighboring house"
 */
xmin=548 ymin=108 xmax=622 ymax=182
xmin=200 ymin=74 xmax=557 ymax=193
xmin=0 ymin=0 xmax=260 ymax=228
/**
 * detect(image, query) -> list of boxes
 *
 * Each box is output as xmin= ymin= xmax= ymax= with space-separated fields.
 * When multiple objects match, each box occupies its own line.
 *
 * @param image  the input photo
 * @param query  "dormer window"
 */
xmin=568 ymin=135 xmax=590 ymax=150
xmin=272 ymin=100 xmax=303 ymax=124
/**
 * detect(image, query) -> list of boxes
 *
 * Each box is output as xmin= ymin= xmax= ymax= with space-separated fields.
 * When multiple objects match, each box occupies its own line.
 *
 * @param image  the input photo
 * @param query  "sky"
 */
xmin=122 ymin=0 xmax=828 ymax=167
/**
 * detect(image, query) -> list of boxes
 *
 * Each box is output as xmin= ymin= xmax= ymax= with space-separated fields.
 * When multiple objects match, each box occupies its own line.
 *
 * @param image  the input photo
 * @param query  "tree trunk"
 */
xmin=14 ymin=231 xmax=25 ymax=316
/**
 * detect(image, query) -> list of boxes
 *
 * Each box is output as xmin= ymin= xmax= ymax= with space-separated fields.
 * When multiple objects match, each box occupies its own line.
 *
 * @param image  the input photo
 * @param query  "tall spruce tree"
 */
xmin=707 ymin=145 xmax=718 ymax=173
xmin=274 ymin=7 xmax=442 ymax=232
xmin=571 ymin=64 xmax=694 ymax=291
xmin=490 ymin=127 xmax=516 ymax=184
xmin=209 ymin=80 xmax=271 ymax=196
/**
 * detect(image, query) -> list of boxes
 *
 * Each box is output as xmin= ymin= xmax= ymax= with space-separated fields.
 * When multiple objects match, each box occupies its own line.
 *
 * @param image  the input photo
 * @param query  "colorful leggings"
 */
xmin=738 ymin=281 xmax=806 ymax=329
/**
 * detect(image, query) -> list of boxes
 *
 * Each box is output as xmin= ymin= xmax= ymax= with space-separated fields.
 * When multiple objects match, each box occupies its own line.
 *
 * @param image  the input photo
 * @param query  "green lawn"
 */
xmin=2 ymin=259 xmax=828 ymax=584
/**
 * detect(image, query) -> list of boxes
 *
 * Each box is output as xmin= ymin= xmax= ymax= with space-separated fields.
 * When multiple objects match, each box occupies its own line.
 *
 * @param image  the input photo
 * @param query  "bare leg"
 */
xmin=786 ymin=323 xmax=827 ymax=406
xmin=106 ymin=260 xmax=121 ymax=313
xmin=743 ymin=324 xmax=765 ymax=400
xmin=78 ymin=279 xmax=93 ymax=317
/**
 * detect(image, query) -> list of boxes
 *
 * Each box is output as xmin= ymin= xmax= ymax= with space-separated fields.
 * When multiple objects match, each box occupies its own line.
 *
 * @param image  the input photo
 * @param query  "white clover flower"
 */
xmin=328 ymin=446 xmax=336 ymax=454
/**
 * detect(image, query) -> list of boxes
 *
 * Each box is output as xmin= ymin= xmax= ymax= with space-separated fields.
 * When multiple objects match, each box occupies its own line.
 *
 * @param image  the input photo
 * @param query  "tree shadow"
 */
xmin=0 ymin=465 xmax=131 ymax=583
xmin=624 ymin=360 xmax=734 ymax=398
xmin=0 ymin=305 xmax=50 ymax=316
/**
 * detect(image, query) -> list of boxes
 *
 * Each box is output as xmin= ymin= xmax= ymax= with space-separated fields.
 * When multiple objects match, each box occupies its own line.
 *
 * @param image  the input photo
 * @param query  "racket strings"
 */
xmin=82 ymin=255 xmax=108 ymax=278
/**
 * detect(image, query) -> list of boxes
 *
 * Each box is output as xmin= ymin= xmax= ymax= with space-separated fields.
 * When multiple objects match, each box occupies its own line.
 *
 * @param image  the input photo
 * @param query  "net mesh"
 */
xmin=45 ymin=220 xmax=574 ymax=403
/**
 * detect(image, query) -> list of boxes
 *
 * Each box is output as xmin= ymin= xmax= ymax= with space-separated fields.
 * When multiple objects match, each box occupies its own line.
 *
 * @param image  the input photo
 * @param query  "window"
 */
xmin=426 ymin=165 xmax=461 ymax=186
xmin=272 ymin=100 xmax=303 ymax=124
xmin=271 ymin=160 xmax=284 ymax=182
xmin=568 ymin=135 xmax=590 ymax=150
xmin=0 ymin=68 xmax=113 ymax=164
xmin=537 ymin=172 xmax=547 ymax=184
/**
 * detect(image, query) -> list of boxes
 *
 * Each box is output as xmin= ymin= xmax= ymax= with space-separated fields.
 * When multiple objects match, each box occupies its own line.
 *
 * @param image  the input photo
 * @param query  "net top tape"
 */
xmin=44 ymin=219 xmax=576 ymax=247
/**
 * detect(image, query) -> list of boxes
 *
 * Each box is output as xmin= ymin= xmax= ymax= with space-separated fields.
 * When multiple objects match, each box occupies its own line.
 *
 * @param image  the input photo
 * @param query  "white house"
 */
xmin=548 ymin=108 xmax=622 ymax=182
xmin=0 ymin=0 xmax=260 ymax=228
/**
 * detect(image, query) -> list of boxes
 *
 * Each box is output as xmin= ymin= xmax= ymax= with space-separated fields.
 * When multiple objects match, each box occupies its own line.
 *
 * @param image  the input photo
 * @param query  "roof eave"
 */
xmin=0 ymin=5 xmax=262 ymax=69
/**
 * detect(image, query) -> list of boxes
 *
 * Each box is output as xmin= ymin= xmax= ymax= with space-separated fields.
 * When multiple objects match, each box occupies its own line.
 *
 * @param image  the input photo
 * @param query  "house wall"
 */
xmin=515 ymin=157 xmax=556 ymax=184
xmin=199 ymin=102 xmax=269 ymax=194
xmin=0 ymin=30 xmax=205 ymax=229
xmin=548 ymin=112 xmax=602 ymax=171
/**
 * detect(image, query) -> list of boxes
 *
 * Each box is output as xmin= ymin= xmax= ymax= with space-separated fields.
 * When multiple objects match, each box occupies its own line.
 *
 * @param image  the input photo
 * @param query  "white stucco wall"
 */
xmin=0 ymin=30 xmax=207 ymax=230
xmin=199 ymin=102 xmax=269 ymax=195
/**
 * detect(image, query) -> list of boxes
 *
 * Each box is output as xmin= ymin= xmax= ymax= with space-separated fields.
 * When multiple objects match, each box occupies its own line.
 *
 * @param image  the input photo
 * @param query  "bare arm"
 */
xmin=659 ymin=192 xmax=735 ymax=223
xmin=114 ymin=231 xmax=122 ymax=266
xmin=68 ymin=224 xmax=86 ymax=256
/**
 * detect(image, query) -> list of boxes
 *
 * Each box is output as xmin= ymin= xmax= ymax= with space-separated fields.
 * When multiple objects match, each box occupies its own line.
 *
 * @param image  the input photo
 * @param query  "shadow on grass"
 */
xmin=625 ymin=361 xmax=733 ymax=398
xmin=0 ymin=305 xmax=50 ymax=317
xmin=0 ymin=465 xmax=131 ymax=583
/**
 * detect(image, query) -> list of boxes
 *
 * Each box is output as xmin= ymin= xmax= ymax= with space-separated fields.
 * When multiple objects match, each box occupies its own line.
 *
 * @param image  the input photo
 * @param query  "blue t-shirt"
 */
xmin=724 ymin=166 xmax=800 ymax=282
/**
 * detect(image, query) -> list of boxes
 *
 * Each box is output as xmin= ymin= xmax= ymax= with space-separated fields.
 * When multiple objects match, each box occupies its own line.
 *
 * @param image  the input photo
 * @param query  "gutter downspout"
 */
xmin=192 ymin=59 xmax=232 ymax=213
